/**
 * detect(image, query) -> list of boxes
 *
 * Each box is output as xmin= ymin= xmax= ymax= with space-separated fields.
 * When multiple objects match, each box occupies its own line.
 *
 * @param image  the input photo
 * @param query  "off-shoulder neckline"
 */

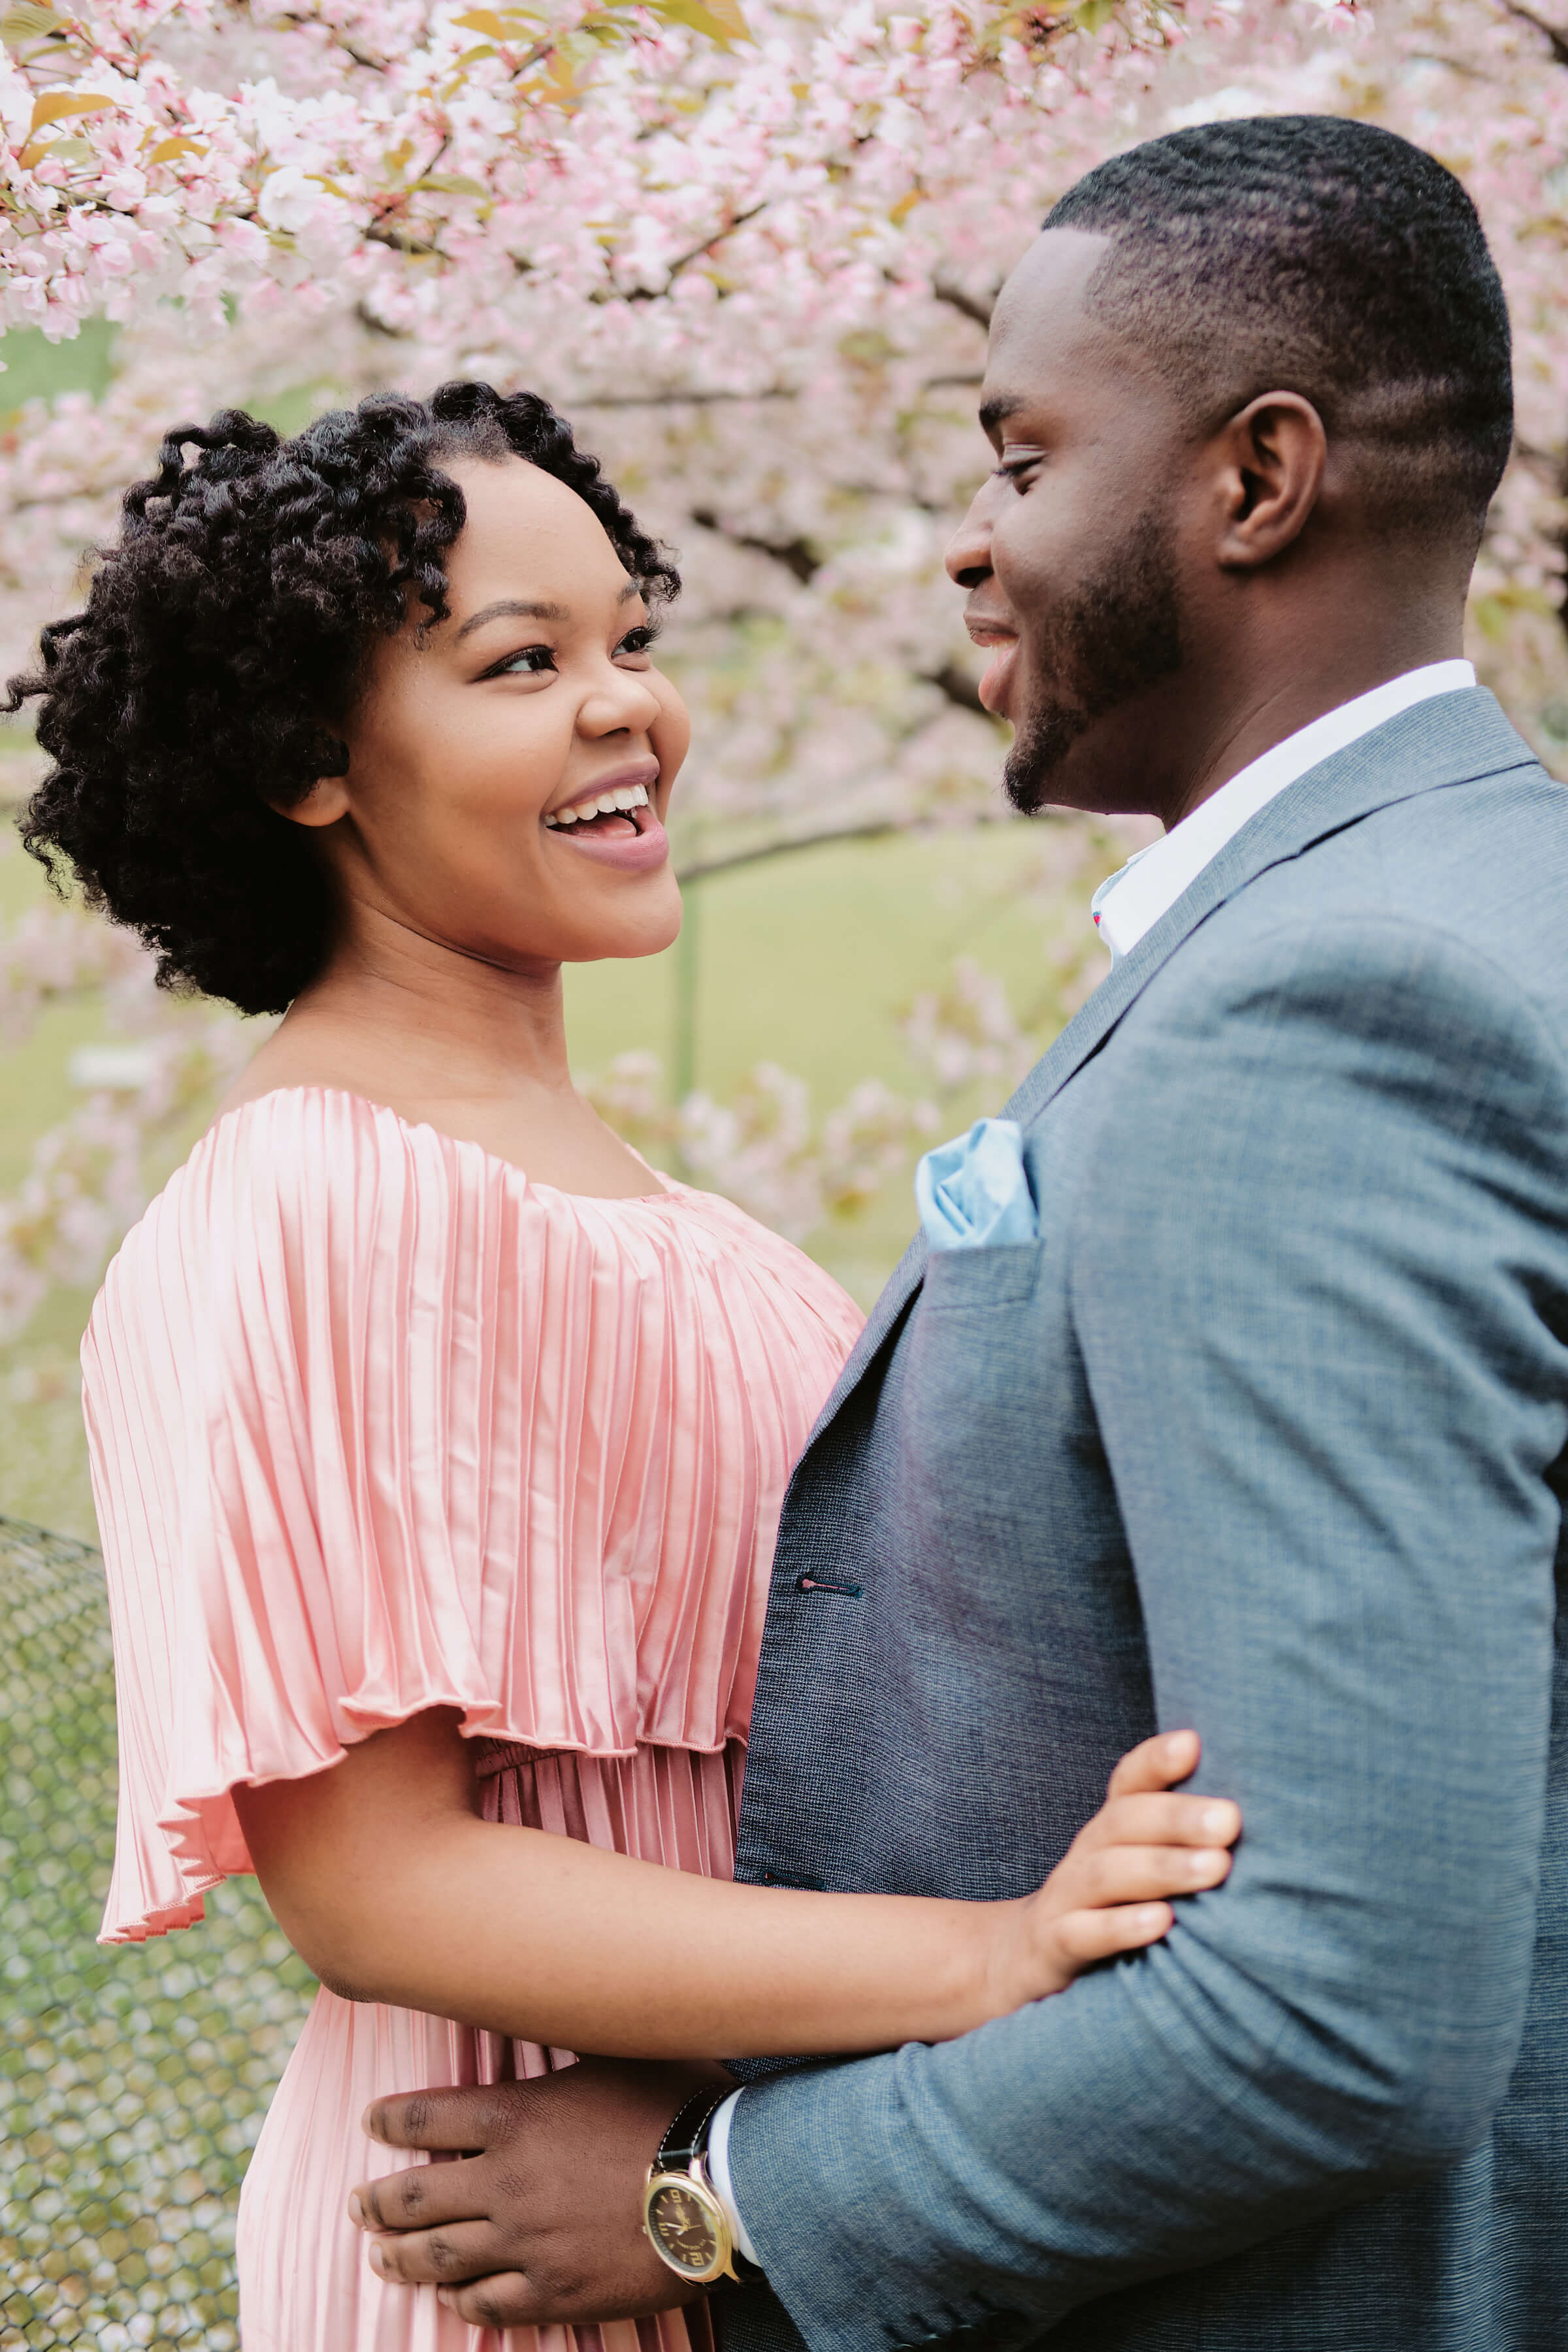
xmin=207 ymin=1084 xmax=685 ymax=1207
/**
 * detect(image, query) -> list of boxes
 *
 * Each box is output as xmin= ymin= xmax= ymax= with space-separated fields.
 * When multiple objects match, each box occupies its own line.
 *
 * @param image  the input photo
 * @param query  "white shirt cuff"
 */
xmin=706 ymin=2088 xmax=761 ymax=2269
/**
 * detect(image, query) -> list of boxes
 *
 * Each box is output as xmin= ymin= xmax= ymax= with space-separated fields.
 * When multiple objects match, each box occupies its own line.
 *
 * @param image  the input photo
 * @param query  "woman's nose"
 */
xmin=580 ymin=663 xmax=662 ymax=736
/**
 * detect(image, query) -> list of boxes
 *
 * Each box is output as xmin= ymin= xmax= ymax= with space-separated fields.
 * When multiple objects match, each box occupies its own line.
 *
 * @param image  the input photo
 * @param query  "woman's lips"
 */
xmin=546 ymin=801 xmax=670 ymax=873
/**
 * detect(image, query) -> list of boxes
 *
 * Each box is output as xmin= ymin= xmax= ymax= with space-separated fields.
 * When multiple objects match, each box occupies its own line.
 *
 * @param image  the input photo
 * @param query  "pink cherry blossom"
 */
xmin=0 ymin=0 xmax=1563 ymax=1328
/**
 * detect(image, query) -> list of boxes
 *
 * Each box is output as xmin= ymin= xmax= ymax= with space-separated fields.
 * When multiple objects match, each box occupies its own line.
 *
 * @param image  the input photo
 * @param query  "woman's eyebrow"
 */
xmin=455 ymin=596 xmax=569 ymax=640
xmin=454 ymin=582 xmax=642 ymax=641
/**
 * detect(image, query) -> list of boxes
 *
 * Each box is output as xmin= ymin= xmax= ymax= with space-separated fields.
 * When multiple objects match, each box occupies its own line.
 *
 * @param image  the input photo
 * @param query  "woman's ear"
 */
xmin=271 ymin=775 xmax=351 ymax=829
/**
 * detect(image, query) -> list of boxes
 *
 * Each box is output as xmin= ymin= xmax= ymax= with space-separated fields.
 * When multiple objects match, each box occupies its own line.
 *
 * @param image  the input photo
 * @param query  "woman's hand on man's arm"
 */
xmin=231 ymin=1709 xmax=1237 ymax=2061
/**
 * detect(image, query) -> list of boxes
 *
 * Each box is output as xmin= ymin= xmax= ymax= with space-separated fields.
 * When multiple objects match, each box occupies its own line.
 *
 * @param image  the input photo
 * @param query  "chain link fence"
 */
xmin=1 ymin=1517 xmax=315 ymax=2349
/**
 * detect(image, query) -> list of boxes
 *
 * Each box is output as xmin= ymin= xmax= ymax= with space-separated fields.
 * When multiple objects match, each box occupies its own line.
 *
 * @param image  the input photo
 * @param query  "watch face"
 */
xmin=647 ymin=2178 xmax=723 ymax=2276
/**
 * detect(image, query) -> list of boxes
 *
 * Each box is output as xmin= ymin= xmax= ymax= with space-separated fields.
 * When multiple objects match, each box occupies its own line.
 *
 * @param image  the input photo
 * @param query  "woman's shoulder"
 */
xmin=98 ymin=1083 xmax=864 ymax=1354
xmin=661 ymin=1179 xmax=866 ymax=1345
xmin=205 ymin=1079 xmax=419 ymax=1166
xmin=115 ymin=1086 xmax=408 ymax=1255
xmin=94 ymin=1087 xmax=446 ymax=1352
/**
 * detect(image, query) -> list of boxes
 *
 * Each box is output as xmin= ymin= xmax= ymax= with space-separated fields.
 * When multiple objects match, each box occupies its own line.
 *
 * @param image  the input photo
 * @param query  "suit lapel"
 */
xmin=1004 ymin=687 xmax=1538 ymax=1128
xmin=801 ymin=688 xmax=1541 ymax=1461
xmin=798 ymin=1227 xmax=929 ymax=1448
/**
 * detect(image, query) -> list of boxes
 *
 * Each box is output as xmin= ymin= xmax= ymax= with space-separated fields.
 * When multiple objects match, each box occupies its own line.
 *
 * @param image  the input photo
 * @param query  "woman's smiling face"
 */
xmin=290 ymin=454 xmax=689 ymax=972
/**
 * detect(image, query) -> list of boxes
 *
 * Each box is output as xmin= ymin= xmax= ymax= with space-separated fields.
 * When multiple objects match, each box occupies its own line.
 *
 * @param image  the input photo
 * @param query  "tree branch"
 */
xmin=365 ymin=221 xmax=447 ymax=259
xmin=690 ymin=507 xmax=821 ymax=584
xmin=355 ymin=299 xmax=413 ymax=338
xmin=676 ymin=808 xmax=1017 ymax=885
xmin=571 ymin=387 xmax=796 ymax=408
xmin=932 ymin=275 xmax=996 ymax=329
xmin=281 ymin=18 xmax=388 ymax=71
xmin=622 ymin=202 xmax=769 ymax=303
xmin=1499 ymin=0 xmax=1568 ymax=65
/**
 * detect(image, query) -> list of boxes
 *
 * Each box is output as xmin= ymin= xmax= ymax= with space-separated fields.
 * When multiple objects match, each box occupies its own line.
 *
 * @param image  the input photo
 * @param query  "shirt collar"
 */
xmin=1090 ymin=661 xmax=1477 ymax=962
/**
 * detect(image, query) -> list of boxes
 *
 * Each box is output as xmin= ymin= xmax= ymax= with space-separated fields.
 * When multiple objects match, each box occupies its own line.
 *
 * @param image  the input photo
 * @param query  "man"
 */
xmin=348 ymin=116 xmax=1568 ymax=2347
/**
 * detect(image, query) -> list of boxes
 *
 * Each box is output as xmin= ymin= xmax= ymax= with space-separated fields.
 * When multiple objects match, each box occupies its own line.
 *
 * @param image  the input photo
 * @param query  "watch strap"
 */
xmin=655 ymin=2089 xmax=731 ymax=2174
xmin=651 ymin=2089 xmax=765 ymax=2285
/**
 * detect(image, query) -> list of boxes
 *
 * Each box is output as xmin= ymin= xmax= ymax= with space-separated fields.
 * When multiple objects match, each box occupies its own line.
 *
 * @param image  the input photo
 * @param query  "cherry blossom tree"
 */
xmin=0 ymin=0 xmax=1564 ymax=1349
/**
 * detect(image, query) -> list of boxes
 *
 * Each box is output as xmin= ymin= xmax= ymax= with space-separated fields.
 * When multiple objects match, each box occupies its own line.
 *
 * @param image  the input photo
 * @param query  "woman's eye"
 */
xmin=615 ymin=625 xmax=659 ymax=661
xmin=491 ymin=644 xmax=557 ymax=677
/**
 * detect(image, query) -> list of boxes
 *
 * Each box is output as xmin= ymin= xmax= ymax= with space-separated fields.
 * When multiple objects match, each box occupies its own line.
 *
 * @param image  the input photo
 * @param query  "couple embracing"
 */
xmin=31 ymin=113 xmax=1568 ymax=2352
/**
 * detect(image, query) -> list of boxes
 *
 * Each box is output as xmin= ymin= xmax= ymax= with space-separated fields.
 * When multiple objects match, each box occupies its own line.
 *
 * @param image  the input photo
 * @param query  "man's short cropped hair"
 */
xmin=1046 ymin=115 xmax=1512 ymax=544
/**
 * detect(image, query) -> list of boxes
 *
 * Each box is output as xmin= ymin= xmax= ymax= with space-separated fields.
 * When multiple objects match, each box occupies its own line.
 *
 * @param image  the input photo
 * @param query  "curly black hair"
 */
xmin=8 ymin=382 xmax=680 ymax=1016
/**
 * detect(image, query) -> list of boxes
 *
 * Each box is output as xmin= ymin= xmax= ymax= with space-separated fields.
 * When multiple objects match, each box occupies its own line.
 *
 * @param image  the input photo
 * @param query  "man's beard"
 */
xmin=1002 ymin=502 xmax=1185 ymax=815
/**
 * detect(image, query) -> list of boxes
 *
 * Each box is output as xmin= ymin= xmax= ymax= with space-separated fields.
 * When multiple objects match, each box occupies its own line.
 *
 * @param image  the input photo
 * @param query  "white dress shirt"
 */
xmin=706 ymin=2087 xmax=757 ymax=2264
xmin=1090 ymin=661 xmax=1476 ymax=962
xmin=706 ymin=657 xmax=1477 ymax=2274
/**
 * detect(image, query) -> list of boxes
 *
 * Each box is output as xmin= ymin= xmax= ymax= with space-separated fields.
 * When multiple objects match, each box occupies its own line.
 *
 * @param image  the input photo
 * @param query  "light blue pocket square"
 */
xmin=915 ymin=1117 xmax=1037 ymax=1252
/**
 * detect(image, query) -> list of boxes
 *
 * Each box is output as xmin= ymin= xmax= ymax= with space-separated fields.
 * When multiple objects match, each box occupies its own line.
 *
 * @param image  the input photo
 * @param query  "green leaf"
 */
xmin=0 ymin=3 xmax=63 ymax=43
xmin=147 ymin=134 xmax=206 ymax=165
xmin=416 ymin=172 xmax=488 ymax=196
xmin=645 ymin=0 xmax=751 ymax=49
xmin=27 ymin=89 xmax=115 ymax=134
xmin=452 ymin=5 xmax=544 ymax=33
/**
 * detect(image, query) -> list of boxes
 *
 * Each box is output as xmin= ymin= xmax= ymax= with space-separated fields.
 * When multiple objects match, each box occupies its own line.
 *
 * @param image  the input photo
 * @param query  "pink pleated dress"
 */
xmin=82 ymin=1087 xmax=863 ymax=2352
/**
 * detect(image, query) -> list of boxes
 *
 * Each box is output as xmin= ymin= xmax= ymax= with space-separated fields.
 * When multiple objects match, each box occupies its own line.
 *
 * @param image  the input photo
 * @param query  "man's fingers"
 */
xmin=1105 ymin=1728 xmax=1200 ymax=1799
xmin=434 ymin=2270 xmax=700 ymax=2328
xmin=350 ymin=2154 xmax=493 ymax=2235
xmin=438 ymin=2272 xmax=542 ymax=2328
xmin=367 ymin=2220 xmax=508 ymax=2287
xmin=364 ymin=2085 xmax=518 ymax=2153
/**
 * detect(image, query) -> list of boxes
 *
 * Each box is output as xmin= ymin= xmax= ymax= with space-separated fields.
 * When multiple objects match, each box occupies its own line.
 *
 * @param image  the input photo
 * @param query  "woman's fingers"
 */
xmin=1073 ymin=1788 xmax=1242 ymax=1857
xmin=1057 ymin=1841 xmax=1235 ymax=1912
xmin=1105 ymin=1728 xmax=1200 ymax=1799
xmin=1027 ymin=1731 xmax=1237 ymax=1990
xmin=1049 ymin=1902 xmax=1175 ymax=1968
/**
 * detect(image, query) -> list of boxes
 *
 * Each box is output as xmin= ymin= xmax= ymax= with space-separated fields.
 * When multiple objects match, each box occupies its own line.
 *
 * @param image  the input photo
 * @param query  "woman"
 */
xmin=12 ymin=385 xmax=1239 ymax=2352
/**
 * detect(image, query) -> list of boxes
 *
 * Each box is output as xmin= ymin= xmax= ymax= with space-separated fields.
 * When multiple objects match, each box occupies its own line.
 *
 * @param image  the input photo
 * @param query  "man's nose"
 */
xmin=945 ymin=488 xmax=993 ymax=589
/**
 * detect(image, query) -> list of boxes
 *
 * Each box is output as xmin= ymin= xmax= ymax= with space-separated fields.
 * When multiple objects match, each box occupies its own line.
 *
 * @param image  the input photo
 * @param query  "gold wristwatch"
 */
xmin=642 ymin=2090 xmax=761 ymax=2288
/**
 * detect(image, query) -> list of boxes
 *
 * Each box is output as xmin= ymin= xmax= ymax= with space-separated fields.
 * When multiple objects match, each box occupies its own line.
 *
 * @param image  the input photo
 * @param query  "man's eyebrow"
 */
xmin=977 ymin=393 xmax=1023 ymax=438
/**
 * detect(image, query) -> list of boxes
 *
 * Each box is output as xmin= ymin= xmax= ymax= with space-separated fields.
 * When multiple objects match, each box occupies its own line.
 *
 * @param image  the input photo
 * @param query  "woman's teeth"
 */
xmin=544 ymin=783 xmax=651 ymax=830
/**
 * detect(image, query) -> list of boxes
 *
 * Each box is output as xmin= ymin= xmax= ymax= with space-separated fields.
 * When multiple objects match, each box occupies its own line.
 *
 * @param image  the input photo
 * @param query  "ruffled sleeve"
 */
xmin=86 ymin=1087 xmax=847 ymax=1943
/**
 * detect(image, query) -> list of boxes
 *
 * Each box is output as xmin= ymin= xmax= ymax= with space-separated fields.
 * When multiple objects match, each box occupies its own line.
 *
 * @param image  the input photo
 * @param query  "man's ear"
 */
xmin=271 ymin=774 xmax=351 ymax=829
xmin=1212 ymin=392 xmax=1328 ymax=571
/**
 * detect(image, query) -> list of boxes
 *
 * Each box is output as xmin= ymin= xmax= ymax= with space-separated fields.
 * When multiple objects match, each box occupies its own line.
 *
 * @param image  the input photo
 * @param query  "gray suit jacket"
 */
xmin=721 ymin=690 xmax=1568 ymax=2352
